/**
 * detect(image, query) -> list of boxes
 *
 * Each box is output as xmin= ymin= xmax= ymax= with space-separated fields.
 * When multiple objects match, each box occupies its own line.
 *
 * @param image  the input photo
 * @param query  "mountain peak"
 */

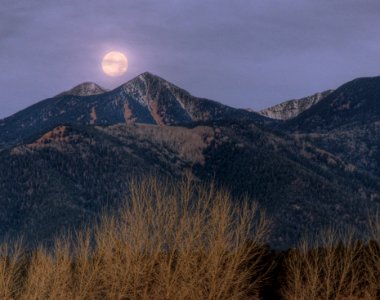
xmin=287 ymin=75 xmax=380 ymax=131
xmin=135 ymin=72 xmax=178 ymax=86
xmin=139 ymin=71 xmax=155 ymax=78
xmin=59 ymin=82 xmax=108 ymax=97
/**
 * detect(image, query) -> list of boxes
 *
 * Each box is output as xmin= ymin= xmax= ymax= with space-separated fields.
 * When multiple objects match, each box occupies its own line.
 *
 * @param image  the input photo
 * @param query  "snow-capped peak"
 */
xmin=59 ymin=82 xmax=108 ymax=97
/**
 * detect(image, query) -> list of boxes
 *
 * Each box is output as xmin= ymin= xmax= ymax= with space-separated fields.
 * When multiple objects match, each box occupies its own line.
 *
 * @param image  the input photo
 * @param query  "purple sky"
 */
xmin=1 ymin=0 xmax=380 ymax=119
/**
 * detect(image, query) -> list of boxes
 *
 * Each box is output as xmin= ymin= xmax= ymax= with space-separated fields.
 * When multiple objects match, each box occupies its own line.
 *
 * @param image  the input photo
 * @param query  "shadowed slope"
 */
xmin=1 ymin=121 xmax=378 ymax=248
xmin=285 ymin=76 xmax=380 ymax=177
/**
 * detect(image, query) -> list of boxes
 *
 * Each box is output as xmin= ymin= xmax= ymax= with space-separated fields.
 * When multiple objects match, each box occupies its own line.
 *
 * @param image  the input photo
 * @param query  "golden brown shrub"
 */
xmin=0 ymin=176 xmax=271 ymax=299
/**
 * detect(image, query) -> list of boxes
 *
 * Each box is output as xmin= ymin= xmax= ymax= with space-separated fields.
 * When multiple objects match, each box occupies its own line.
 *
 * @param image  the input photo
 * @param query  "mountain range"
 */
xmin=0 ymin=72 xmax=267 ymax=150
xmin=0 ymin=72 xmax=379 ymax=248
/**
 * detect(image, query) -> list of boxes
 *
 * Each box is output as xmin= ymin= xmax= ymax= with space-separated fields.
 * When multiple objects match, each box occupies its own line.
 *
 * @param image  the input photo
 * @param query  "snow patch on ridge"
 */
xmin=259 ymin=90 xmax=333 ymax=120
xmin=59 ymin=82 xmax=108 ymax=97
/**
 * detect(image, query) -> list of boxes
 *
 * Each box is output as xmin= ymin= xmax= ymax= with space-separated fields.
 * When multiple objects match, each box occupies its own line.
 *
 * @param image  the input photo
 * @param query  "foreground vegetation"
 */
xmin=0 ymin=177 xmax=379 ymax=299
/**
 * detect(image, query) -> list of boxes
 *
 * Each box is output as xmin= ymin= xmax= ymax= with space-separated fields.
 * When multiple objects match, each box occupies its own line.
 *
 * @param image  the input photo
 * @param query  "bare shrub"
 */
xmin=91 ymin=175 xmax=271 ymax=299
xmin=21 ymin=240 xmax=73 ymax=300
xmin=0 ymin=241 xmax=25 ymax=299
xmin=1 ymin=176 xmax=271 ymax=299
xmin=281 ymin=228 xmax=369 ymax=300
xmin=364 ymin=213 xmax=380 ymax=299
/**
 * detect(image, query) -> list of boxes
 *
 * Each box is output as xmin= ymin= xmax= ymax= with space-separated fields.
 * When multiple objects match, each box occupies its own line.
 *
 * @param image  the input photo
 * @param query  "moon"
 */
xmin=102 ymin=51 xmax=128 ymax=77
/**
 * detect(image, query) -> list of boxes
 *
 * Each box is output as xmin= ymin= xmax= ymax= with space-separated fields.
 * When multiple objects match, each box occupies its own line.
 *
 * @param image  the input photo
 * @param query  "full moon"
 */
xmin=102 ymin=51 xmax=128 ymax=77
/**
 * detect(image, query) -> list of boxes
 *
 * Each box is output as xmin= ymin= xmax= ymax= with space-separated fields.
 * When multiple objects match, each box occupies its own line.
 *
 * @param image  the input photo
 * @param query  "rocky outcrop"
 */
xmin=259 ymin=90 xmax=333 ymax=120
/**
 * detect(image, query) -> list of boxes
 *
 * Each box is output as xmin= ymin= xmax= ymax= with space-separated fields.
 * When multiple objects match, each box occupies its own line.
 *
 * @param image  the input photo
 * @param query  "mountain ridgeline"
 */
xmin=259 ymin=90 xmax=333 ymax=120
xmin=0 ymin=72 xmax=267 ymax=150
xmin=0 ymin=72 xmax=379 ymax=248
